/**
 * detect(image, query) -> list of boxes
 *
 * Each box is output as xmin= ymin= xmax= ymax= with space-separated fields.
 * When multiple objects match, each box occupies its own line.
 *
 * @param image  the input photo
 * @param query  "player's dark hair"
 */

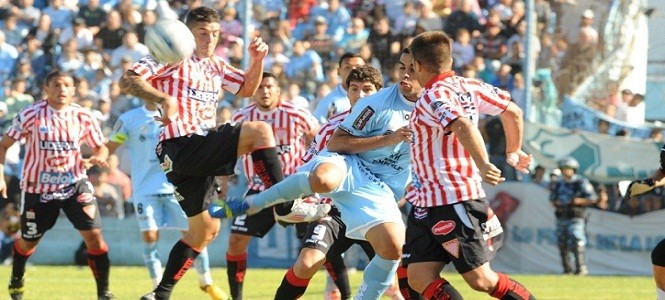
xmin=44 ymin=70 xmax=75 ymax=86
xmin=186 ymin=6 xmax=221 ymax=28
xmin=409 ymin=31 xmax=453 ymax=73
xmin=345 ymin=65 xmax=383 ymax=90
xmin=261 ymin=72 xmax=277 ymax=81
xmin=401 ymin=47 xmax=410 ymax=54
xmin=338 ymin=52 xmax=363 ymax=67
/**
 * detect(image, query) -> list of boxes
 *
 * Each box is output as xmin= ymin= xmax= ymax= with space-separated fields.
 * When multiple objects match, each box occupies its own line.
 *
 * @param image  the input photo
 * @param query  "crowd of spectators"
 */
xmin=0 ymin=0 xmax=661 ymax=220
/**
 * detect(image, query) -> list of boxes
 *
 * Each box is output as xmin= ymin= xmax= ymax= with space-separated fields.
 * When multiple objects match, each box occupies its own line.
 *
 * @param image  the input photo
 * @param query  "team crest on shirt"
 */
xmin=442 ymin=238 xmax=460 ymax=258
xmin=161 ymin=155 xmax=173 ymax=173
xmin=432 ymin=220 xmax=456 ymax=235
xmin=352 ymin=107 xmax=375 ymax=130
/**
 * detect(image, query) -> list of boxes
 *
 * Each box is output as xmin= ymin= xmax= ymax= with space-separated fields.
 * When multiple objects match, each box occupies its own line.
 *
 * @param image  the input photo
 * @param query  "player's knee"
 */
xmin=652 ymin=239 xmax=665 ymax=267
xmin=375 ymin=241 xmax=402 ymax=260
xmin=310 ymin=163 xmax=343 ymax=193
xmin=245 ymin=121 xmax=275 ymax=147
xmin=227 ymin=234 xmax=251 ymax=254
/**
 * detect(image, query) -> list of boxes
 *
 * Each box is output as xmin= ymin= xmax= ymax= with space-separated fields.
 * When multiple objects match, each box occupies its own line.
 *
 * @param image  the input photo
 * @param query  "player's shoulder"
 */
xmin=280 ymin=101 xmax=314 ymax=117
xmin=356 ymin=85 xmax=398 ymax=108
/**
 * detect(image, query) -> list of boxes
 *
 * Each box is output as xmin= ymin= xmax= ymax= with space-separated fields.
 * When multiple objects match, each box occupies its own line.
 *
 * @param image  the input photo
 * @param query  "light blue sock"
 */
xmin=247 ymin=172 xmax=313 ymax=209
xmin=143 ymin=242 xmax=162 ymax=285
xmin=194 ymin=247 xmax=213 ymax=286
xmin=354 ymin=256 xmax=399 ymax=300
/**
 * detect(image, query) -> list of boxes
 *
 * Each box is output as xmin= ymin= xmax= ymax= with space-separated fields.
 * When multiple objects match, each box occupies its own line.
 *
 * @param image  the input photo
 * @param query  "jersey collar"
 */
xmin=424 ymin=71 xmax=455 ymax=89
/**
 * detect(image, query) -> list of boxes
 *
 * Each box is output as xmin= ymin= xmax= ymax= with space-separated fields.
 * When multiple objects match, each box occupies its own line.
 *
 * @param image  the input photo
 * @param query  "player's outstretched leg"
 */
xmin=195 ymin=247 xmax=229 ymax=300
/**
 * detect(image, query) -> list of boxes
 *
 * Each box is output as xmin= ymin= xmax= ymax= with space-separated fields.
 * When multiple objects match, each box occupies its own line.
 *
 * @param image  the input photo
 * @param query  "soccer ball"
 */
xmin=144 ymin=19 xmax=195 ymax=64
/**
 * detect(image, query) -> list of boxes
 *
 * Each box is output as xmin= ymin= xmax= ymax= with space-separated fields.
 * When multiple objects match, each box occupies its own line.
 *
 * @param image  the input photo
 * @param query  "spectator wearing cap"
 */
xmin=566 ymin=9 xmax=598 ymax=48
xmin=77 ymin=0 xmax=106 ymax=35
xmin=42 ymin=0 xmax=75 ymax=30
xmin=0 ymin=31 xmax=18 ymax=84
xmin=109 ymin=31 xmax=148 ymax=67
xmin=58 ymin=17 xmax=95 ymax=50
xmin=305 ymin=16 xmax=335 ymax=64
xmin=2 ymin=78 xmax=33 ymax=118
xmin=310 ymin=0 xmax=351 ymax=43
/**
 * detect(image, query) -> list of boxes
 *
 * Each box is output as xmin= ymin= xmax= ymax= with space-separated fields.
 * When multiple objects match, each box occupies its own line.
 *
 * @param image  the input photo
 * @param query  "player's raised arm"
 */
xmin=236 ymin=37 xmax=269 ymax=98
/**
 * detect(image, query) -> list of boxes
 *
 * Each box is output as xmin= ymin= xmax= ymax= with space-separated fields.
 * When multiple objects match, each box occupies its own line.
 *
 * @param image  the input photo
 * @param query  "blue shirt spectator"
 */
xmin=42 ymin=1 xmax=75 ymax=30
xmin=310 ymin=0 xmax=351 ymax=43
xmin=0 ymin=31 xmax=18 ymax=83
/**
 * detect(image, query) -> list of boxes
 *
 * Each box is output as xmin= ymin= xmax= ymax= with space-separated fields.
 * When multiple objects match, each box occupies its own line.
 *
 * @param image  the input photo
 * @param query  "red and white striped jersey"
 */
xmin=408 ymin=72 xmax=510 ymax=207
xmin=302 ymin=110 xmax=350 ymax=163
xmin=6 ymin=100 xmax=106 ymax=194
xmin=130 ymin=55 xmax=245 ymax=140
xmin=232 ymin=101 xmax=318 ymax=191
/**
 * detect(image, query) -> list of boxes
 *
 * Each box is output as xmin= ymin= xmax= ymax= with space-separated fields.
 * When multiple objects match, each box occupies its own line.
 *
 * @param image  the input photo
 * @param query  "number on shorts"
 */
xmin=25 ymin=222 xmax=38 ymax=236
xmin=312 ymin=225 xmax=327 ymax=241
xmin=137 ymin=203 xmax=143 ymax=214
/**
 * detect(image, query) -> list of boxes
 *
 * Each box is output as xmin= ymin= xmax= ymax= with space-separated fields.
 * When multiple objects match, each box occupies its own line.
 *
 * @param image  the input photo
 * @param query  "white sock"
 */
xmin=657 ymin=287 xmax=665 ymax=300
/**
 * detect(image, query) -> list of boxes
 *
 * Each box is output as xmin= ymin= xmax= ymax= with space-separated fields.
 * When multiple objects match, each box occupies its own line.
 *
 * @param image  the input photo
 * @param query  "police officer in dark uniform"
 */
xmin=549 ymin=157 xmax=598 ymax=275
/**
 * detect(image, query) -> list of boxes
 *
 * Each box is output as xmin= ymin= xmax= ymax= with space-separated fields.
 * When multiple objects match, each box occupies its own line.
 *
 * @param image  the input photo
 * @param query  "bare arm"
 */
xmin=236 ymin=37 xmax=269 ymax=98
xmin=303 ymin=124 xmax=319 ymax=148
xmin=500 ymin=102 xmax=532 ymax=172
xmin=0 ymin=135 xmax=18 ymax=198
xmin=327 ymin=126 xmax=411 ymax=154
xmin=85 ymin=145 xmax=110 ymax=169
xmin=449 ymin=117 xmax=504 ymax=185
xmin=119 ymin=70 xmax=176 ymax=124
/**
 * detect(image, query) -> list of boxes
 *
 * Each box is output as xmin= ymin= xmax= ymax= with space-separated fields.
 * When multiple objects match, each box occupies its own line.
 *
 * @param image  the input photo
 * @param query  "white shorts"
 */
xmin=299 ymin=153 xmax=405 ymax=240
xmin=132 ymin=194 xmax=188 ymax=232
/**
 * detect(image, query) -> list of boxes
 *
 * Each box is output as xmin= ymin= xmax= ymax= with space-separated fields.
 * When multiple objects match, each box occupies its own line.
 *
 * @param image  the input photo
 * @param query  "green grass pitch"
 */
xmin=0 ymin=265 xmax=655 ymax=299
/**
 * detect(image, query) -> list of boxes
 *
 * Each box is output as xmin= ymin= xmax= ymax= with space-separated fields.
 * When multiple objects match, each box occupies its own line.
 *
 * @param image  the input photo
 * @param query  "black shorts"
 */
xmin=230 ymin=206 xmax=277 ymax=238
xmin=157 ymin=123 xmax=242 ymax=217
xmin=20 ymin=179 xmax=102 ymax=242
xmin=301 ymin=208 xmax=374 ymax=261
xmin=402 ymin=199 xmax=496 ymax=274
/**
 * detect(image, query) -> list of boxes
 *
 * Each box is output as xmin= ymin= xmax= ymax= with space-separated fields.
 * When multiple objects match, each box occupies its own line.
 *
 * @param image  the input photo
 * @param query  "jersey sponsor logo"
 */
xmin=187 ymin=87 xmax=218 ymax=102
xmin=430 ymin=101 xmax=444 ymax=111
xmin=45 ymin=156 xmax=70 ymax=170
xmin=39 ymin=140 xmax=77 ymax=151
xmin=40 ymin=186 xmax=76 ymax=201
xmin=38 ymin=171 xmax=76 ymax=185
xmin=432 ymin=220 xmax=456 ymax=235
xmin=161 ymin=154 xmax=173 ymax=173
xmin=276 ymin=144 xmax=292 ymax=155
xmin=413 ymin=207 xmax=428 ymax=220
xmin=481 ymin=214 xmax=504 ymax=240
xmin=352 ymin=107 xmax=375 ymax=130
xmin=39 ymin=125 xmax=51 ymax=133
xmin=442 ymin=238 xmax=460 ymax=258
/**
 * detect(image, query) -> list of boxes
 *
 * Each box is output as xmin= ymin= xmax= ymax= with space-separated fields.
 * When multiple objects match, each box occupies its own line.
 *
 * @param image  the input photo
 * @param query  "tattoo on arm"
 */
xmin=119 ymin=71 xmax=165 ymax=104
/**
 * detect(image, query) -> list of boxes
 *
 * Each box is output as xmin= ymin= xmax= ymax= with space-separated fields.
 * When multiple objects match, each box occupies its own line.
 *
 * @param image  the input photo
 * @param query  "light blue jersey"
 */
xmin=337 ymin=85 xmax=415 ymax=199
xmin=109 ymin=106 xmax=173 ymax=197
xmin=312 ymin=84 xmax=350 ymax=124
